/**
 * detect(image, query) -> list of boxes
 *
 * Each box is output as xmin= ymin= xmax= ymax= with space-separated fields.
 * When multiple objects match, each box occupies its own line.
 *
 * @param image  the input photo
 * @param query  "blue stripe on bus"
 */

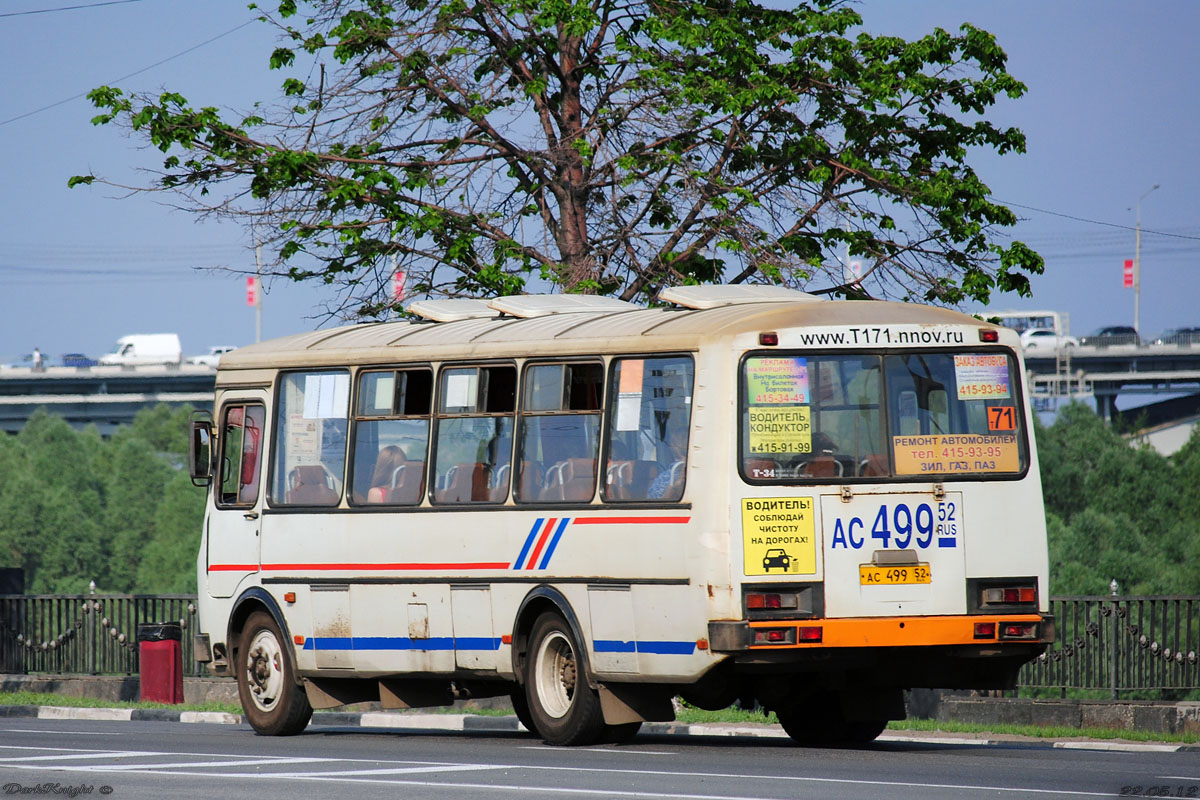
xmin=593 ymin=639 xmax=696 ymax=656
xmin=537 ymin=518 xmax=571 ymax=569
xmin=513 ymin=518 xmax=543 ymax=569
xmin=302 ymin=637 xmax=502 ymax=652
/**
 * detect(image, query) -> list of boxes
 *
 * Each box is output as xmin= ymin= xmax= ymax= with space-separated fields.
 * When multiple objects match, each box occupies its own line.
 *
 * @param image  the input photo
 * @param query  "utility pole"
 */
xmin=253 ymin=244 xmax=262 ymax=345
xmin=1134 ymin=184 xmax=1159 ymax=336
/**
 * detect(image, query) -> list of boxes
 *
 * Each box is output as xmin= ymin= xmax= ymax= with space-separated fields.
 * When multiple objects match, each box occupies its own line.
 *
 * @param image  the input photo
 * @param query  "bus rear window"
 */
xmin=740 ymin=351 xmax=1027 ymax=481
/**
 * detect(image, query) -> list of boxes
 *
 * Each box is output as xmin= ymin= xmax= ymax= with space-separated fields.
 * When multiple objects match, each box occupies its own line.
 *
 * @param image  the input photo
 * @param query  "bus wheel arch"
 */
xmin=510 ymin=586 xmax=596 ymax=691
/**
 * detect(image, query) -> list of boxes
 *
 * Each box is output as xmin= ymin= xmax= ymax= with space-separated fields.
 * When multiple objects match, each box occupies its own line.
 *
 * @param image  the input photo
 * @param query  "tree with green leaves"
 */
xmin=74 ymin=0 xmax=1041 ymax=318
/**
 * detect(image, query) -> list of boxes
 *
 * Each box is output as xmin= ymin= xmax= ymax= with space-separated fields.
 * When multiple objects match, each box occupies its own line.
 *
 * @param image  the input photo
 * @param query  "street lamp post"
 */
xmin=1134 ymin=184 xmax=1159 ymax=336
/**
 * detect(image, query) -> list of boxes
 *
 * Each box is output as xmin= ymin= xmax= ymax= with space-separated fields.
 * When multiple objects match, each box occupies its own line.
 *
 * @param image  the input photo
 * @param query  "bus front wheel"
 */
xmin=524 ymin=612 xmax=605 ymax=746
xmin=237 ymin=611 xmax=313 ymax=736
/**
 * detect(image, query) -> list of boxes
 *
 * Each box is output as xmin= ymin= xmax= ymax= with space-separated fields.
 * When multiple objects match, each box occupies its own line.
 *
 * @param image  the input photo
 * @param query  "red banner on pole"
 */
xmin=1123 ymin=259 xmax=1134 ymax=289
xmin=393 ymin=270 xmax=406 ymax=301
xmin=246 ymin=276 xmax=260 ymax=307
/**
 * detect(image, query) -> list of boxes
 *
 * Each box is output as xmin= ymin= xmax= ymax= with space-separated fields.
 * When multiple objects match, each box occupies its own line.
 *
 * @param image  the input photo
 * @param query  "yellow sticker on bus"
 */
xmin=742 ymin=497 xmax=816 ymax=576
xmin=891 ymin=433 xmax=1019 ymax=475
xmin=747 ymin=406 xmax=812 ymax=455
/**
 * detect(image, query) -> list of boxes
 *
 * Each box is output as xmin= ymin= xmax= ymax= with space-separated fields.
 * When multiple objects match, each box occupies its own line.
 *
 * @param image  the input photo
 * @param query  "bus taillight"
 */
xmin=745 ymin=592 xmax=798 ymax=610
xmin=1000 ymin=622 xmax=1039 ymax=640
xmin=752 ymin=627 xmax=796 ymax=645
xmin=981 ymin=585 xmax=1037 ymax=607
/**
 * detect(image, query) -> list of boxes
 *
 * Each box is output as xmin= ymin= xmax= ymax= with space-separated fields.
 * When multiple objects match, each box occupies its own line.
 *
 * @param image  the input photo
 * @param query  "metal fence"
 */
xmin=0 ymin=594 xmax=203 ymax=678
xmin=1020 ymin=595 xmax=1200 ymax=696
xmin=2 ymin=592 xmax=1199 ymax=695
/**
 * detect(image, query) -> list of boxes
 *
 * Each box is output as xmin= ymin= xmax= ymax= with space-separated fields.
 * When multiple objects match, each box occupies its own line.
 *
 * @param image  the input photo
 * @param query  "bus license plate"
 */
xmin=859 ymin=564 xmax=931 ymax=586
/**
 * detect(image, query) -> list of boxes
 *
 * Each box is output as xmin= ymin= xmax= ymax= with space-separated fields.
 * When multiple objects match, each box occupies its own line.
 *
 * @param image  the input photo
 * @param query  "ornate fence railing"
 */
xmin=0 ymin=594 xmax=204 ymax=678
xmin=2 ymin=593 xmax=1199 ymax=695
xmin=1019 ymin=595 xmax=1199 ymax=696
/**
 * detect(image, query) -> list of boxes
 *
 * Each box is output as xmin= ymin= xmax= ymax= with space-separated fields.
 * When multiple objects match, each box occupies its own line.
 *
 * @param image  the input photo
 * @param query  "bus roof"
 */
xmin=218 ymin=295 xmax=991 ymax=372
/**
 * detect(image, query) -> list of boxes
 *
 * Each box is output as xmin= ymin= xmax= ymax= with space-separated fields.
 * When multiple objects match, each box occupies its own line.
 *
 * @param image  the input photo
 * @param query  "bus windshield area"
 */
xmin=740 ymin=351 xmax=1027 ymax=481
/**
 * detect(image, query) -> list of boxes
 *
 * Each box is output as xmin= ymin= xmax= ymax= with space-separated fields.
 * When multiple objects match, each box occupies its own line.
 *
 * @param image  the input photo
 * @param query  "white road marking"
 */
xmin=523 ymin=746 xmax=674 ymax=755
xmin=0 ymin=751 xmax=156 ymax=762
xmin=0 ymin=734 xmax=112 ymax=738
xmin=0 ymin=744 xmax=1128 ymax=797
xmin=1054 ymin=741 xmax=1181 ymax=753
xmin=86 ymin=756 xmax=336 ymax=771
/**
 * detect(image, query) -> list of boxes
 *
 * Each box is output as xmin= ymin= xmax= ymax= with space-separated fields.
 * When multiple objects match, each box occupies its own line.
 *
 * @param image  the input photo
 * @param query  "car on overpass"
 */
xmin=1079 ymin=325 xmax=1140 ymax=348
xmin=1020 ymin=328 xmax=1079 ymax=351
xmin=1152 ymin=327 xmax=1200 ymax=346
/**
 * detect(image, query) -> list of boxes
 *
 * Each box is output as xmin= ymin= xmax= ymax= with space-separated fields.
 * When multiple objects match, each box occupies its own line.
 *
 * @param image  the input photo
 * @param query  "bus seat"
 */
xmin=386 ymin=461 xmax=425 ymax=504
xmin=540 ymin=457 xmax=595 ymax=502
xmin=488 ymin=462 xmax=510 ymax=502
xmin=804 ymin=456 xmax=842 ymax=478
xmin=288 ymin=465 xmax=339 ymax=505
xmin=517 ymin=460 xmax=543 ymax=502
xmin=859 ymin=454 xmax=889 ymax=477
xmin=437 ymin=462 xmax=490 ymax=503
xmin=605 ymin=460 xmax=633 ymax=499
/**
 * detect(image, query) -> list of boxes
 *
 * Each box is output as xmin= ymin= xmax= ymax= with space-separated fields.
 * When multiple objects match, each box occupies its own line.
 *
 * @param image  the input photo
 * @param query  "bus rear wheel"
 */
xmin=237 ymin=611 xmax=313 ymax=736
xmin=524 ymin=612 xmax=605 ymax=746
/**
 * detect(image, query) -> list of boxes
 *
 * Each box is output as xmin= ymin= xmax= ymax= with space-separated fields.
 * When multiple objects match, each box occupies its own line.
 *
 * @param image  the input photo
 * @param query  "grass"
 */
xmin=1 ymin=691 xmax=1194 ymax=744
xmin=0 ymin=690 xmax=241 ymax=715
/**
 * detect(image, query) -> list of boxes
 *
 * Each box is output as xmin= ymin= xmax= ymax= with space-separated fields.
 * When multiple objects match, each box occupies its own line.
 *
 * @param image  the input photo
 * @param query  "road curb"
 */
xmin=5 ymin=704 xmax=1191 ymax=752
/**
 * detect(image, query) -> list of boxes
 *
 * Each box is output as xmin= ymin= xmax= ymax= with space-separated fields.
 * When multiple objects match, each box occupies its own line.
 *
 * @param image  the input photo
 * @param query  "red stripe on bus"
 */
xmin=524 ymin=518 xmax=556 ymax=570
xmin=258 ymin=562 xmax=511 ymax=571
xmin=208 ymin=564 xmax=259 ymax=572
xmin=572 ymin=516 xmax=691 ymax=525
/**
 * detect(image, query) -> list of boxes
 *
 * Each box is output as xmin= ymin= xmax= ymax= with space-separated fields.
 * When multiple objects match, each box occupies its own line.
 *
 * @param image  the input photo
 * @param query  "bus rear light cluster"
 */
xmin=752 ymin=627 xmax=796 ymax=645
xmin=1000 ymin=622 xmax=1039 ymax=640
xmin=746 ymin=592 xmax=798 ymax=610
xmin=981 ymin=585 xmax=1036 ymax=607
xmin=749 ymin=625 xmax=822 ymax=646
xmin=974 ymin=622 xmax=996 ymax=640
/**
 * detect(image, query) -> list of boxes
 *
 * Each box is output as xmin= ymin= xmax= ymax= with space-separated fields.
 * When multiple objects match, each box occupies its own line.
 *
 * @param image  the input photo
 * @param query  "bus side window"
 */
xmin=603 ymin=356 xmax=694 ymax=503
xmin=350 ymin=368 xmax=432 ymax=506
xmin=271 ymin=371 xmax=350 ymax=506
xmin=516 ymin=362 xmax=603 ymax=503
xmin=432 ymin=365 xmax=516 ymax=504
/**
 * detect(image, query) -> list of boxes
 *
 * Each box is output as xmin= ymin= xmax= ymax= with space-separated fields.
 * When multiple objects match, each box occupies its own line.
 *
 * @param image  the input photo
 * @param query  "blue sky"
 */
xmin=1 ymin=0 xmax=1197 ymax=361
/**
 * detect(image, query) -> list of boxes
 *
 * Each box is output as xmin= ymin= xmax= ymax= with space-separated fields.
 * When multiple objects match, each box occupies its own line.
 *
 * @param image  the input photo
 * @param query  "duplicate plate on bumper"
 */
xmin=859 ymin=563 xmax=931 ymax=585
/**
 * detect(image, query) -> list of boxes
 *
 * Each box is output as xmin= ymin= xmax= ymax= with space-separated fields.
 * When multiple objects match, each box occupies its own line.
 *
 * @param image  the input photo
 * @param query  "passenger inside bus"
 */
xmin=366 ymin=445 xmax=407 ymax=503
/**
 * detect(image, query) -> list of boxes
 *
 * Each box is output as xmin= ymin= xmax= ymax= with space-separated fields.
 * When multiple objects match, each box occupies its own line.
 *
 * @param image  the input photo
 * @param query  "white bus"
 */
xmin=189 ymin=285 xmax=1053 ymax=746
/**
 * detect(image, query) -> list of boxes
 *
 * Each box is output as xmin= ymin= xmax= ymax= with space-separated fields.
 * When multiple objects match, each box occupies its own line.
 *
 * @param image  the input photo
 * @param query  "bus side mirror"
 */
xmin=189 ymin=419 xmax=213 ymax=486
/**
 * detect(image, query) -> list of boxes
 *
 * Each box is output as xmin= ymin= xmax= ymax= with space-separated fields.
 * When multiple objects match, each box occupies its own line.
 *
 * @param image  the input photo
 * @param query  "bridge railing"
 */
xmin=0 ymin=594 xmax=205 ymax=678
xmin=1020 ymin=595 xmax=1200 ymax=695
xmin=3 ymin=593 xmax=1199 ymax=695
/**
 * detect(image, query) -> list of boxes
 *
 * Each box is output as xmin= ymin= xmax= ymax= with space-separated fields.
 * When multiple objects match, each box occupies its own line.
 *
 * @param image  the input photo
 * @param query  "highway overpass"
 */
xmin=3 ymin=342 xmax=1200 ymax=437
xmin=0 ymin=364 xmax=215 ymax=435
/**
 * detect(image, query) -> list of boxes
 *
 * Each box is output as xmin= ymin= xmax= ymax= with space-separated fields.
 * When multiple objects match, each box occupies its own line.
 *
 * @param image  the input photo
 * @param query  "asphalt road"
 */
xmin=0 ymin=717 xmax=1196 ymax=800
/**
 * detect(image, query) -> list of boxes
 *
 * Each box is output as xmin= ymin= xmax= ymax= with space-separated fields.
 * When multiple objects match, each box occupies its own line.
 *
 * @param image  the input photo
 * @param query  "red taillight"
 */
xmin=974 ymin=622 xmax=996 ymax=639
xmin=982 ymin=585 xmax=1037 ymax=607
xmin=797 ymin=626 xmax=822 ymax=642
xmin=745 ymin=592 xmax=797 ymax=611
xmin=759 ymin=332 xmax=779 ymax=346
xmin=979 ymin=329 xmax=1000 ymax=342
xmin=1001 ymin=622 xmax=1038 ymax=639
xmin=751 ymin=627 xmax=796 ymax=645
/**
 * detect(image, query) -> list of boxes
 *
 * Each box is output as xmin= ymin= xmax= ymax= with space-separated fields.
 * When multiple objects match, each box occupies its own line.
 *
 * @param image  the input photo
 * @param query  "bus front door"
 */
xmin=206 ymin=395 xmax=268 ymax=598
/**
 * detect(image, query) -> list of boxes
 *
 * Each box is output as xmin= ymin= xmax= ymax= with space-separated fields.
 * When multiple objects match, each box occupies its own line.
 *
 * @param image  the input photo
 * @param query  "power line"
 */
xmin=0 ymin=0 xmax=145 ymax=18
xmin=997 ymin=199 xmax=1200 ymax=241
xmin=0 ymin=18 xmax=257 ymax=126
